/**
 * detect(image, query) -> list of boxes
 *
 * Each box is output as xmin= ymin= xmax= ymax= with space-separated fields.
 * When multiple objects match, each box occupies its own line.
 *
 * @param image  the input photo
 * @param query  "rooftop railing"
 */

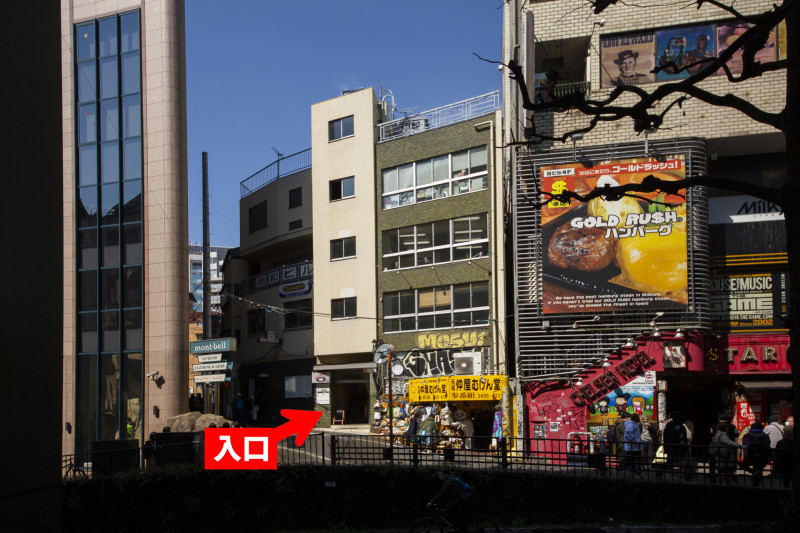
xmin=378 ymin=91 xmax=500 ymax=143
xmin=240 ymin=148 xmax=312 ymax=199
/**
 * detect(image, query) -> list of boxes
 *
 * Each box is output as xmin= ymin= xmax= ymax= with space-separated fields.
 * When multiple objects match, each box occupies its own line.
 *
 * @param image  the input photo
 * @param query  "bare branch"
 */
xmin=533 ymin=174 xmax=783 ymax=207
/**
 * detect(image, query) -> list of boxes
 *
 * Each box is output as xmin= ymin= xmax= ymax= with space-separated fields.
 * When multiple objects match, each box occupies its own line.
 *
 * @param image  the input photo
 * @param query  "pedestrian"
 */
xmin=763 ymin=414 xmax=785 ymax=448
xmin=772 ymin=425 xmax=793 ymax=488
xmin=740 ymin=422 xmax=771 ymax=486
xmin=249 ymin=396 xmax=260 ymax=426
xmin=708 ymin=411 xmax=738 ymax=484
xmin=406 ymin=409 xmax=422 ymax=446
xmin=491 ymin=404 xmax=503 ymax=450
xmin=619 ymin=413 xmax=642 ymax=475
xmin=640 ymin=415 xmax=659 ymax=466
xmin=657 ymin=411 xmax=688 ymax=477
xmin=232 ymin=393 xmax=245 ymax=426
xmin=710 ymin=422 xmax=746 ymax=485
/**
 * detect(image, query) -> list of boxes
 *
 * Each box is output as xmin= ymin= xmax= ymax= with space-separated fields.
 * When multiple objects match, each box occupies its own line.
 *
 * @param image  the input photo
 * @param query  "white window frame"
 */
xmin=382 ymin=282 xmax=490 ymax=333
xmin=381 ymin=146 xmax=488 ymax=210
xmin=381 ymin=214 xmax=489 ymax=271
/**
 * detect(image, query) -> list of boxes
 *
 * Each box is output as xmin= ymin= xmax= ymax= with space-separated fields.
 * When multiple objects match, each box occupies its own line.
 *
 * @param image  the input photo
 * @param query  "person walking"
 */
xmin=772 ymin=425 xmax=793 ymax=488
xmin=619 ymin=413 xmax=642 ymax=475
xmin=640 ymin=415 xmax=659 ymax=466
xmin=763 ymin=414 xmax=785 ymax=448
xmin=708 ymin=411 xmax=738 ymax=484
xmin=658 ymin=411 xmax=688 ymax=477
xmin=741 ymin=422 xmax=771 ymax=486
xmin=710 ymin=422 xmax=746 ymax=485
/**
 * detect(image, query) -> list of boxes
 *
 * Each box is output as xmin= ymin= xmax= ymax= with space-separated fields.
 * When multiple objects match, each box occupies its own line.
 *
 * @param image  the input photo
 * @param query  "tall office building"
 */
xmin=62 ymin=0 xmax=188 ymax=455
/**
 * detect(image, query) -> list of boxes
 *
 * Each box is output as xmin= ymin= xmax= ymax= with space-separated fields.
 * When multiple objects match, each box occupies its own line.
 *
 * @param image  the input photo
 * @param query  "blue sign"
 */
xmin=190 ymin=337 xmax=237 ymax=354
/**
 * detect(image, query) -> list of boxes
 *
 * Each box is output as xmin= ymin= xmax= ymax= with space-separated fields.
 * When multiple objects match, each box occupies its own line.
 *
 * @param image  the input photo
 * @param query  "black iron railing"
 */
xmin=62 ymin=434 xmax=790 ymax=490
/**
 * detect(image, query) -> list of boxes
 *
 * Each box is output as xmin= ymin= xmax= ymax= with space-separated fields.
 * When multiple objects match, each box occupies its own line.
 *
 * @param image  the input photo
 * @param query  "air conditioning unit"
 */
xmin=258 ymin=330 xmax=278 ymax=343
xmin=453 ymin=352 xmax=482 ymax=375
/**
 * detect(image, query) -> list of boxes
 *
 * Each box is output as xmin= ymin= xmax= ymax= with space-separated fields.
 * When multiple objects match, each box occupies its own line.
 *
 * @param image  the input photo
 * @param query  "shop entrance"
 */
xmin=334 ymin=381 xmax=369 ymax=424
xmin=663 ymin=378 xmax=729 ymax=446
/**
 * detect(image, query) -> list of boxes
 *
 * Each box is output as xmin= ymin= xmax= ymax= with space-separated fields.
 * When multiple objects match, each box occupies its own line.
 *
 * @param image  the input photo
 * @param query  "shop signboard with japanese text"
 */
xmin=408 ymin=376 xmax=507 ymax=403
xmin=540 ymin=156 xmax=687 ymax=314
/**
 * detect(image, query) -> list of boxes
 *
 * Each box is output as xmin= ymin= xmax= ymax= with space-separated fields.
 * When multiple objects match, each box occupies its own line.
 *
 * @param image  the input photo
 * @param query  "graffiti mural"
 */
xmin=416 ymin=330 xmax=488 ymax=349
xmin=394 ymin=347 xmax=490 ymax=378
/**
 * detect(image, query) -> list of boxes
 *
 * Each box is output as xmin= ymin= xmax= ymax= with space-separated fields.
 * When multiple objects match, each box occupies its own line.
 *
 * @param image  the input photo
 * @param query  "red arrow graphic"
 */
xmin=274 ymin=409 xmax=323 ymax=445
xmin=204 ymin=409 xmax=322 ymax=470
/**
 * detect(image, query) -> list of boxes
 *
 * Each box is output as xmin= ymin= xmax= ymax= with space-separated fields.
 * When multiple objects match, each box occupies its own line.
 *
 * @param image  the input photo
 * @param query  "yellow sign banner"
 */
xmin=408 ymin=376 xmax=507 ymax=402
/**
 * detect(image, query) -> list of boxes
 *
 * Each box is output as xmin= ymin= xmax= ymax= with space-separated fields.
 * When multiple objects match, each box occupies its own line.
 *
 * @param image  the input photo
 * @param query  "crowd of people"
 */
xmin=608 ymin=410 xmax=793 ymax=486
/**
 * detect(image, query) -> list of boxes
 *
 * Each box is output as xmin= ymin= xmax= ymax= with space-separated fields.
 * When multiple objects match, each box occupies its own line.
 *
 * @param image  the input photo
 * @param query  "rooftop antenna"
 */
xmin=380 ymin=87 xmax=396 ymax=121
xmin=271 ymin=147 xmax=284 ymax=178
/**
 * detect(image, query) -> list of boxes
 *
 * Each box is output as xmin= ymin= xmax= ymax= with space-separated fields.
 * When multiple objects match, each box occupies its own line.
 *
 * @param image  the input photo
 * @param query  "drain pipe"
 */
xmin=474 ymin=118 xmax=499 ymax=375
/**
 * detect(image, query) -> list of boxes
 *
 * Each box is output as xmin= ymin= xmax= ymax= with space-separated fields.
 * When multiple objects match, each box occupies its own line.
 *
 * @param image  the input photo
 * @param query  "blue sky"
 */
xmin=186 ymin=0 xmax=504 ymax=247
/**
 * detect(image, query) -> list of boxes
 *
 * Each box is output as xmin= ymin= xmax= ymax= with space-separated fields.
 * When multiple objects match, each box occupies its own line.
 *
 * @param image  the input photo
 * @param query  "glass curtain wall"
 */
xmin=75 ymin=11 xmax=144 ymax=454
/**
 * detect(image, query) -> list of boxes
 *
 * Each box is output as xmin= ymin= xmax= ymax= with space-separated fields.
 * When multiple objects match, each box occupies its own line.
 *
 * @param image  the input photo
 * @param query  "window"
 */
xmin=289 ymin=187 xmax=302 ymax=208
xmin=328 ymin=115 xmax=354 ymax=141
xmin=383 ymin=282 xmax=490 ymax=333
xmin=249 ymin=200 xmax=268 ymax=233
xmin=247 ymin=309 xmax=265 ymax=336
xmin=289 ymin=219 xmax=302 ymax=230
xmin=382 ymin=214 xmax=489 ymax=270
xmin=330 ymin=237 xmax=356 ymax=260
xmin=285 ymin=375 xmax=312 ymax=399
xmin=331 ymin=297 xmax=357 ymax=319
xmin=382 ymin=146 xmax=489 ymax=210
xmin=329 ymin=177 xmax=355 ymax=201
xmin=284 ymin=299 xmax=312 ymax=329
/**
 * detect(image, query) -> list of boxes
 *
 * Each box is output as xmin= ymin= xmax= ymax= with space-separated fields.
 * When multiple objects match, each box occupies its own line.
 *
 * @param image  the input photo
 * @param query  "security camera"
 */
xmin=147 ymin=371 xmax=160 ymax=380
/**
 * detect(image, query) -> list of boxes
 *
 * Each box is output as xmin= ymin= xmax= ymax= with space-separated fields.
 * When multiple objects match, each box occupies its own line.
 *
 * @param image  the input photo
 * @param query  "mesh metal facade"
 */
xmin=513 ymin=138 xmax=711 ymax=381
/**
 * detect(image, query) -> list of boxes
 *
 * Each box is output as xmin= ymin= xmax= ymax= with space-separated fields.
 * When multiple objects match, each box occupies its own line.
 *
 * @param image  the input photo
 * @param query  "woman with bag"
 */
xmin=710 ymin=422 xmax=746 ymax=485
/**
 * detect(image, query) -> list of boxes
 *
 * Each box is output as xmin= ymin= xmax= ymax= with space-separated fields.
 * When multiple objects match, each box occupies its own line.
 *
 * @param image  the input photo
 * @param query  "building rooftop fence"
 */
xmin=240 ymin=148 xmax=312 ymax=199
xmin=378 ymin=91 xmax=500 ymax=143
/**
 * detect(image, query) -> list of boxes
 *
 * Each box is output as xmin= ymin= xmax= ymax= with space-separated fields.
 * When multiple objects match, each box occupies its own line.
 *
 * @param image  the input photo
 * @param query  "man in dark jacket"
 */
xmin=741 ymin=422 xmax=771 ymax=486
xmin=658 ymin=411 xmax=687 ymax=475
xmin=429 ymin=470 xmax=475 ymax=532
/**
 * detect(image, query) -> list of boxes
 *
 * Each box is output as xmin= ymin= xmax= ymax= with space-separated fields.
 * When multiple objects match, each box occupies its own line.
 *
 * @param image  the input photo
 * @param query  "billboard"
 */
xmin=540 ymin=156 xmax=687 ymax=314
xmin=600 ymin=33 xmax=657 ymax=88
xmin=711 ymin=271 xmax=788 ymax=331
xmin=600 ymin=21 xmax=780 ymax=88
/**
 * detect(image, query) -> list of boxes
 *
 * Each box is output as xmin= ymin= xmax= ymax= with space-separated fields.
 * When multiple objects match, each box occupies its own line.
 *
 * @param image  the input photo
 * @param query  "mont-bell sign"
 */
xmin=190 ymin=338 xmax=237 ymax=354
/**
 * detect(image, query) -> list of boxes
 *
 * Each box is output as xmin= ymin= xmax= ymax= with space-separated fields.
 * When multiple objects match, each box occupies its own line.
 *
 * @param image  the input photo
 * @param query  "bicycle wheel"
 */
xmin=409 ymin=517 xmax=444 ymax=533
xmin=465 ymin=515 xmax=499 ymax=533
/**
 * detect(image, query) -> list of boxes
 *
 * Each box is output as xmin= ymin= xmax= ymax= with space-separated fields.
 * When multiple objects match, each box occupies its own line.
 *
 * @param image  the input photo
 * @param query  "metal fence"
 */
xmin=378 ymin=91 xmax=500 ymax=143
xmin=63 ymin=434 xmax=791 ymax=490
xmin=239 ymin=148 xmax=312 ymax=199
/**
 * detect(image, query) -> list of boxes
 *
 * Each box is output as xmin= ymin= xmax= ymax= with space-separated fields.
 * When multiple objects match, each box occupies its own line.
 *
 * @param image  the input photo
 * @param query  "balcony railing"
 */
xmin=534 ymin=80 xmax=591 ymax=103
xmin=378 ymin=91 xmax=500 ymax=143
xmin=240 ymin=148 xmax=311 ymax=199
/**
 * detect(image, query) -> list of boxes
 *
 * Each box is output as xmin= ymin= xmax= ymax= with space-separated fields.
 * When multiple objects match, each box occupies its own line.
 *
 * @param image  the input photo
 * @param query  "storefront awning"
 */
xmin=739 ymin=380 xmax=792 ymax=390
xmin=313 ymin=362 xmax=377 ymax=372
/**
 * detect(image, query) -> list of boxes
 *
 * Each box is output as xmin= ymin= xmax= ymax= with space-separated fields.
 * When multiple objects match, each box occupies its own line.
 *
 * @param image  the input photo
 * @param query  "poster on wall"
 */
xmin=711 ymin=271 xmax=787 ymax=331
xmin=540 ymin=156 xmax=688 ymax=314
xmin=587 ymin=371 xmax=657 ymax=428
xmin=600 ymin=33 xmax=657 ymax=88
xmin=655 ymin=24 xmax=716 ymax=81
xmin=716 ymin=22 xmax=777 ymax=76
xmin=735 ymin=390 xmax=766 ymax=431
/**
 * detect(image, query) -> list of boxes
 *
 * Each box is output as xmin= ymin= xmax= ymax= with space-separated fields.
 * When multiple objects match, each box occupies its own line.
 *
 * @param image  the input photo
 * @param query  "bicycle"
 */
xmin=63 ymin=457 xmax=87 ymax=480
xmin=409 ymin=504 xmax=499 ymax=533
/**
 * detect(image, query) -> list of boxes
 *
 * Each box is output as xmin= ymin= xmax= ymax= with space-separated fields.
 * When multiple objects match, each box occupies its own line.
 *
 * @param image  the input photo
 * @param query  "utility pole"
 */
xmin=202 ymin=152 xmax=217 ymax=414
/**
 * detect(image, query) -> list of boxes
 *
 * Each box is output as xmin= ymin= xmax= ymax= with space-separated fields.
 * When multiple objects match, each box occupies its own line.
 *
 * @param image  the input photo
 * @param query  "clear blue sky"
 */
xmin=185 ymin=0 xmax=504 ymax=247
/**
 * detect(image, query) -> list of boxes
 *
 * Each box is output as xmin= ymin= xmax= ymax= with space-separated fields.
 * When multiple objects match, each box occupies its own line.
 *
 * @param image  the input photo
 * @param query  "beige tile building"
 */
xmin=61 ymin=0 xmax=188 ymax=455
